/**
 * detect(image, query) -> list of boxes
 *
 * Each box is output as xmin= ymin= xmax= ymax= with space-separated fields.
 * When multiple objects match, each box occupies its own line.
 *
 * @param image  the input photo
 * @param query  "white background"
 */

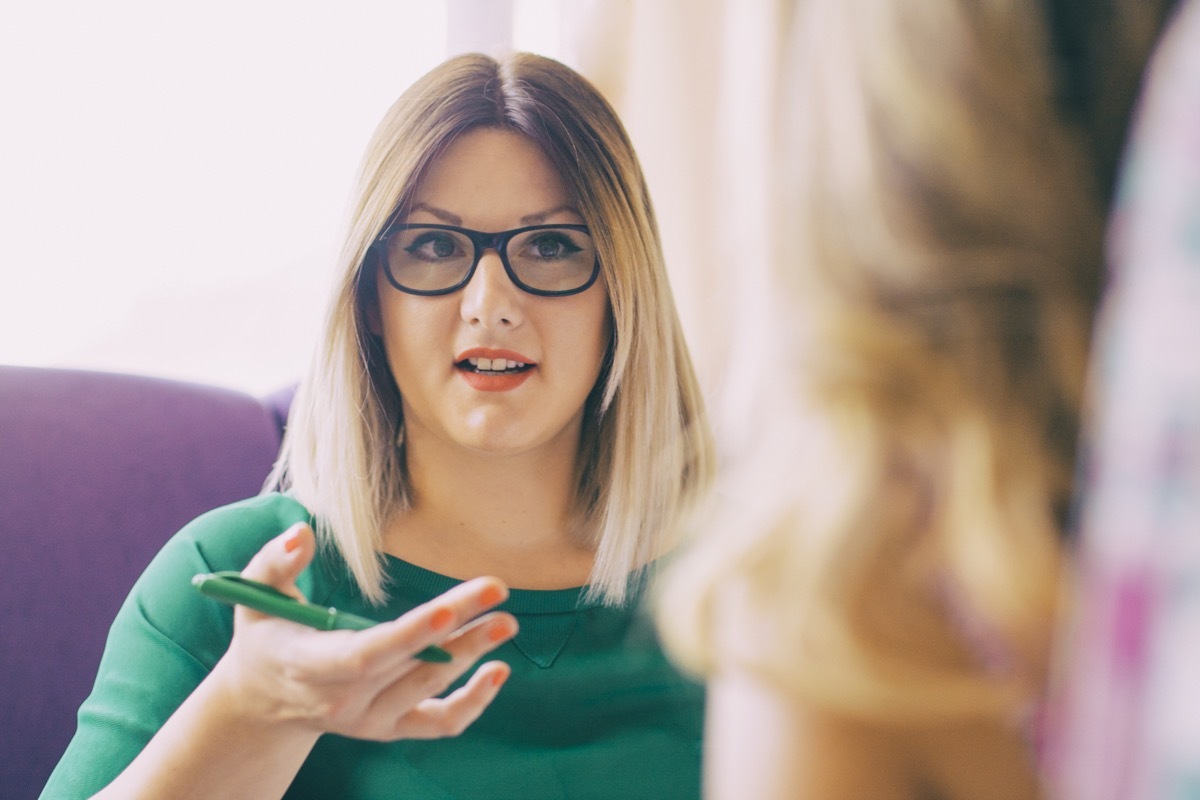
xmin=0 ymin=0 xmax=565 ymax=394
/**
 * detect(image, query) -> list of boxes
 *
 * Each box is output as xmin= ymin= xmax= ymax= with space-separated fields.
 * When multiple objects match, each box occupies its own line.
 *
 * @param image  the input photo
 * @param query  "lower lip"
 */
xmin=458 ymin=368 xmax=534 ymax=392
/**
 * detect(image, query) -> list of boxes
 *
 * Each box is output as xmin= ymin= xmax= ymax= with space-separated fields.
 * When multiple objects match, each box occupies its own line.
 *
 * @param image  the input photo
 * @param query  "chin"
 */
xmin=453 ymin=420 xmax=574 ymax=460
xmin=457 ymin=429 xmax=542 ymax=456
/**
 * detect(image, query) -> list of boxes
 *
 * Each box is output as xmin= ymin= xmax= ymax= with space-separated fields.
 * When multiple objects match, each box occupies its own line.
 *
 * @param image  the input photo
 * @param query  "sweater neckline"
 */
xmin=381 ymin=552 xmax=597 ymax=616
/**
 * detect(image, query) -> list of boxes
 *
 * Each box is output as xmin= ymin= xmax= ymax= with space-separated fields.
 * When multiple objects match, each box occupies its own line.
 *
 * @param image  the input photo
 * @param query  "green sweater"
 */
xmin=41 ymin=494 xmax=703 ymax=799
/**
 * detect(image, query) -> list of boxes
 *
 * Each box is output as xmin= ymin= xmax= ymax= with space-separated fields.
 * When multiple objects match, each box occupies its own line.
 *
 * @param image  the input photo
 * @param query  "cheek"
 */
xmin=574 ymin=299 xmax=613 ymax=382
xmin=377 ymin=296 xmax=442 ymax=378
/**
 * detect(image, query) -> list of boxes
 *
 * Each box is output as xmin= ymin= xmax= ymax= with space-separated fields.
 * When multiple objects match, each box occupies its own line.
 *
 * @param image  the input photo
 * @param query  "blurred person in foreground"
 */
xmin=658 ymin=1 xmax=1175 ymax=798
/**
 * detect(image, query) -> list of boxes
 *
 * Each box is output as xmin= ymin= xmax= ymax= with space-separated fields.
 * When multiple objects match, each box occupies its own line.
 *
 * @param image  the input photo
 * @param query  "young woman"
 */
xmin=42 ymin=52 xmax=712 ymax=800
xmin=657 ymin=1 xmax=1174 ymax=798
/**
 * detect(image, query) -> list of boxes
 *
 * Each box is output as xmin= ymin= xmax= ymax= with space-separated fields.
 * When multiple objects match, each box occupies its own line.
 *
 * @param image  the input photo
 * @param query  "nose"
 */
xmin=460 ymin=248 xmax=524 ymax=328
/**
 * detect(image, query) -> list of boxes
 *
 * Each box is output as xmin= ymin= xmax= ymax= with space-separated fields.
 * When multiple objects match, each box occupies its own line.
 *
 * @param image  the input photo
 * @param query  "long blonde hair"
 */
xmin=271 ymin=53 xmax=713 ymax=606
xmin=661 ymin=0 xmax=1164 ymax=721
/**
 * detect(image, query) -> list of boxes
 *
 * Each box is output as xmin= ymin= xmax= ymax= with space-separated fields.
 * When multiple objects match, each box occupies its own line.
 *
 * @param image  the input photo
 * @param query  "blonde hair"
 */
xmin=270 ymin=53 xmax=713 ymax=606
xmin=661 ymin=0 xmax=1162 ymax=722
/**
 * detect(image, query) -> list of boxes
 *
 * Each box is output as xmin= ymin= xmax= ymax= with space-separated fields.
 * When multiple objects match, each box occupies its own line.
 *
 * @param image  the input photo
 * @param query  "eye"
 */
xmin=404 ymin=231 xmax=465 ymax=262
xmin=522 ymin=231 xmax=584 ymax=261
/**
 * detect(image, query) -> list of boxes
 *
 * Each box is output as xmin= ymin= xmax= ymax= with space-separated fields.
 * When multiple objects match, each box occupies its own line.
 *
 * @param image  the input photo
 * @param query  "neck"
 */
xmin=381 ymin=425 xmax=597 ymax=589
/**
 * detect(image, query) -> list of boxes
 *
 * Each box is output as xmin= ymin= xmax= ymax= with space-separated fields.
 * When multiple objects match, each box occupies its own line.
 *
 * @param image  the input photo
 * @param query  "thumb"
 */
xmin=241 ymin=522 xmax=315 ymax=599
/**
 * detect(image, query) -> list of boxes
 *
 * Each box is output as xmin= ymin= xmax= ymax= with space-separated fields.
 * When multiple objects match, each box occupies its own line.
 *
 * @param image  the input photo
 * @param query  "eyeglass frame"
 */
xmin=369 ymin=222 xmax=602 ymax=297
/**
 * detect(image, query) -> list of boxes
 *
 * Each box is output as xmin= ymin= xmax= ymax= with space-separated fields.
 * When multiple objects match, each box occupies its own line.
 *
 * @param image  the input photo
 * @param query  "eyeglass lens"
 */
xmin=383 ymin=226 xmax=597 ymax=295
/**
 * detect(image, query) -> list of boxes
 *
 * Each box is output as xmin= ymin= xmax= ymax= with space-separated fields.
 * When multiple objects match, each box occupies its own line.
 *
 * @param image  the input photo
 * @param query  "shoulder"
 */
xmin=705 ymin=662 xmax=1040 ymax=800
xmin=173 ymin=492 xmax=315 ymax=571
xmin=702 ymin=666 xmax=907 ymax=800
xmin=127 ymin=493 xmax=315 ymax=620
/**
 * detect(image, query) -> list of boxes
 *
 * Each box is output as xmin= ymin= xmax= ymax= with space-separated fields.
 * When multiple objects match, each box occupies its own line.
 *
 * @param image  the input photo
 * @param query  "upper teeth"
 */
xmin=468 ymin=357 xmax=526 ymax=371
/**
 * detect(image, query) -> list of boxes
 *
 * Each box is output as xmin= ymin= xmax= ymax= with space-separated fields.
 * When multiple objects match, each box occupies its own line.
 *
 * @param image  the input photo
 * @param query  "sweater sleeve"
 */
xmin=39 ymin=494 xmax=311 ymax=799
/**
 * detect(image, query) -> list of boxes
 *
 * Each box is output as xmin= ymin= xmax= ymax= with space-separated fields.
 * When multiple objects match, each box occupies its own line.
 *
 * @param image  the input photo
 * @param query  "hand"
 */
xmin=211 ymin=522 xmax=517 ymax=742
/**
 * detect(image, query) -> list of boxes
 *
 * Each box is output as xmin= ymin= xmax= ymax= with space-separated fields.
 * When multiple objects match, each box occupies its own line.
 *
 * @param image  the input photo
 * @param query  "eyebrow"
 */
xmin=407 ymin=202 xmax=583 ymax=227
xmin=519 ymin=205 xmax=583 ymax=225
xmin=408 ymin=203 xmax=462 ymax=225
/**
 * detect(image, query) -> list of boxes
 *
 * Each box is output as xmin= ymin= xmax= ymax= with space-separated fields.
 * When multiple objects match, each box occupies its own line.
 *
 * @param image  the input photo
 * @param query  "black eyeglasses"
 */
xmin=371 ymin=223 xmax=601 ymax=297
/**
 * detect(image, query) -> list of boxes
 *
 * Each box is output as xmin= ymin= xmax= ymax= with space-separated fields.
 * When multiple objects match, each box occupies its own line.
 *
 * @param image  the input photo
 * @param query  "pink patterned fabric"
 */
xmin=1047 ymin=2 xmax=1200 ymax=797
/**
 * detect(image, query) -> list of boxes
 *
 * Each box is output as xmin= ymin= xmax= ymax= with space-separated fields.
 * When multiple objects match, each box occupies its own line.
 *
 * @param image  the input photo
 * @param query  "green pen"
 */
xmin=192 ymin=571 xmax=453 ymax=663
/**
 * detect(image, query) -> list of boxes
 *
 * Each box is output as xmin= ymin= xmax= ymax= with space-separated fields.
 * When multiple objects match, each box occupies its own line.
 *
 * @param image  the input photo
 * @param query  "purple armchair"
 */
xmin=0 ymin=365 xmax=291 ymax=798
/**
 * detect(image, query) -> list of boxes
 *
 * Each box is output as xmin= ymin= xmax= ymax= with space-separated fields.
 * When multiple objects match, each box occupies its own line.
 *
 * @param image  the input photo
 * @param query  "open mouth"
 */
xmin=456 ymin=357 xmax=535 ymax=376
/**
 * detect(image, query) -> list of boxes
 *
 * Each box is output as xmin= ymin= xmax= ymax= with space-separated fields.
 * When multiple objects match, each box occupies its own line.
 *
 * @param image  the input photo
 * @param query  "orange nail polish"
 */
xmin=488 ymin=619 xmax=514 ymax=643
xmin=430 ymin=607 xmax=454 ymax=631
xmin=480 ymin=585 xmax=504 ymax=607
xmin=283 ymin=530 xmax=303 ymax=553
xmin=490 ymin=669 xmax=509 ymax=688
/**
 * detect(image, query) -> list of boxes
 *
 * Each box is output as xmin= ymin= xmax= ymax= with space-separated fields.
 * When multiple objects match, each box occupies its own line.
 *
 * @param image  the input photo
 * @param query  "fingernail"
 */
xmin=283 ymin=529 xmax=303 ymax=553
xmin=480 ymin=585 xmax=505 ymax=607
xmin=430 ymin=607 xmax=454 ymax=631
xmin=488 ymin=619 xmax=515 ymax=643
xmin=490 ymin=669 xmax=509 ymax=688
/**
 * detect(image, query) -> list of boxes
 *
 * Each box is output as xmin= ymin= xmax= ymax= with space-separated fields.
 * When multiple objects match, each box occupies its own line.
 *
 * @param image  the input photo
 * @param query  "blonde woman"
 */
xmin=43 ymin=52 xmax=712 ymax=800
xmin=659 ymin=1 xmax=1171 ymax=798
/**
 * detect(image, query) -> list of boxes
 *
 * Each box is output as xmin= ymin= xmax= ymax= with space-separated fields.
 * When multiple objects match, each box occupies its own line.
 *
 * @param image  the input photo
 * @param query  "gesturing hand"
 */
xmin=212 ymin=522 xmax=517 ymax=742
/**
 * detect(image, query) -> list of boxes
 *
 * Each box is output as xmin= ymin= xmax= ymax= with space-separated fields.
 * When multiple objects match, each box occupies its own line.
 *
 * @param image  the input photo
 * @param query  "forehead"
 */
xmin=407 ymin=128 xmax=579 ymax=226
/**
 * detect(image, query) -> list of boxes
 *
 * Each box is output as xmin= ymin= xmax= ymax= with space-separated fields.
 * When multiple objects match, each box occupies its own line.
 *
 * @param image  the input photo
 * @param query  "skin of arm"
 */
xmin=90 ymin=665 xmax=320 ymax=800
xmin=91 ymin=523 xmax=516 ymax=800
xmin=703 ymin=665 xmax=1044 ymax=800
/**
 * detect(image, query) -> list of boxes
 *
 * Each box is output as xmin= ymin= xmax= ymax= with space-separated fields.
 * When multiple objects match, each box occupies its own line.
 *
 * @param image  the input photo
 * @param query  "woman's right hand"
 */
xmin=211 ymin=521 xmax=517 ymax=742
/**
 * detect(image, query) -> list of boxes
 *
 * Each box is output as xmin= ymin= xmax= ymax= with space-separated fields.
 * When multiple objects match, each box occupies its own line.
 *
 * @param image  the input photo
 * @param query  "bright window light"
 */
xmin=513 ymin=0 xmax=564 ymax=60
xmin=0 ymin=1 xmax=448 ymax=394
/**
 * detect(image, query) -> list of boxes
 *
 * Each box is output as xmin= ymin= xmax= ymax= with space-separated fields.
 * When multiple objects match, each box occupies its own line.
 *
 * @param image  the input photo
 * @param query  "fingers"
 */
xmin=240 ymin=523 xmax=315 ymax=600
xmin=334 ymin=611 xmax=515 ymax=740
xmin=257 ymin=575 xmax=516 ymax=690
xmin=220 ymin=548 xmax=518 ymax=741
xmin=354 ymin=576 xmax=514 ymax=669
xmin=438 ymin=610 xmax=519 ymax=664
xmin=390 ymin=660 xmax=513 ymax=740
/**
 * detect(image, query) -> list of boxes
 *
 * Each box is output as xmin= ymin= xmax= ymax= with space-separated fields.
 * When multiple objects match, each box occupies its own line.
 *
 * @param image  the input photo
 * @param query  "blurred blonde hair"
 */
xmin=270 ymin=52 xmax=712 ymax=606
xmin=661 ymin=0 xmax=1163 ymax=721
